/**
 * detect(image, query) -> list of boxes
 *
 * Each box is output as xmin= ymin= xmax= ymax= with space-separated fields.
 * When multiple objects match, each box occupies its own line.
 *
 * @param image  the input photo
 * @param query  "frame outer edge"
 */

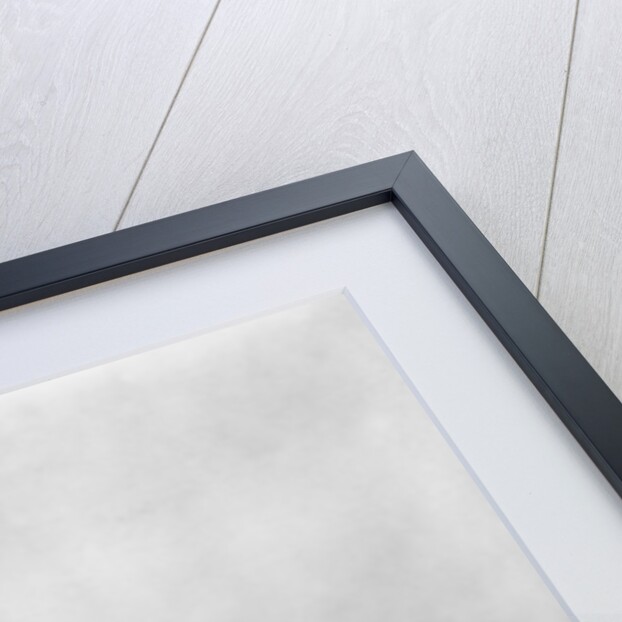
xmin=0 ymin=153 xmax=411 ymax=312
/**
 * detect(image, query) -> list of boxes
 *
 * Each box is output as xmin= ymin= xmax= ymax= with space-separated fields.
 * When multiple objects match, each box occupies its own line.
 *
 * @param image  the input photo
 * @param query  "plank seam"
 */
xmin=112 ymin=0 xmax=225 ymax=232
xmin=535 ymin=0 xmax=581 ymax=298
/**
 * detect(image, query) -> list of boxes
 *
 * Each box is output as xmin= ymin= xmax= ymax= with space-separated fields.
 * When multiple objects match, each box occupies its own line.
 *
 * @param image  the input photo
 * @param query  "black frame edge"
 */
xmin=393 ymin=151 xmax=622 ymax=498
xmin=0 ymin=153 xmax=410 ymax=311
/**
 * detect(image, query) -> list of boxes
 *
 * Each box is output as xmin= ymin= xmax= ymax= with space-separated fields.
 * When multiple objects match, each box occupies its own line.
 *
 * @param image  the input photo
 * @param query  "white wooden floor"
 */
xmin=1 ymin=1 xmax=620 ymax=400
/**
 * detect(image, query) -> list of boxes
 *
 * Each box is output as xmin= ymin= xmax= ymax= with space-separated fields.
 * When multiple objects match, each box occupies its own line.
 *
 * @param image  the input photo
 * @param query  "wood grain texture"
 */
xmin=119 ymin=0 xmax=576 ymax=290
xmin=539 ymin=0 xmax=622 ymax=400
xmin=0 ymin=0 xmax=218 ymax=261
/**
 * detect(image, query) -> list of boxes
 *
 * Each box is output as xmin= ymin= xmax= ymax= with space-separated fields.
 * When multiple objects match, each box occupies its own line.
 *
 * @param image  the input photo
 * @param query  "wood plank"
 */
xmin=119 ymin=0 xmax=576 ymax=291
xmin=539 ymin=0 xmax=622 ymax=400
xmin=0 ymin=0 xmax=218 ymax=261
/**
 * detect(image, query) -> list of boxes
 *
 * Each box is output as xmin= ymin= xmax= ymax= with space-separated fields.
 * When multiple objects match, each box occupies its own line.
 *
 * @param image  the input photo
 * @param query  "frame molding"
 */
xmin=1 ymin=151 xmax=621 ymax=498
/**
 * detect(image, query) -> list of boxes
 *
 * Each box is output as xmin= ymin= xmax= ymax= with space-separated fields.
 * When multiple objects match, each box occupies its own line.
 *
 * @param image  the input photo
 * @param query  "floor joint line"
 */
xmin=535 ymin=0 xmax=580 ymax=298
xmin=113 ymin=0 xmax=224 ymax=232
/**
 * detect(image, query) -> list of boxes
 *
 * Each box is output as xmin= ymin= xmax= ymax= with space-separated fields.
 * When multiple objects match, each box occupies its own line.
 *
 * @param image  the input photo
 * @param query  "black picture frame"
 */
xmin=1 ymin=151 xmax=621 ymax=499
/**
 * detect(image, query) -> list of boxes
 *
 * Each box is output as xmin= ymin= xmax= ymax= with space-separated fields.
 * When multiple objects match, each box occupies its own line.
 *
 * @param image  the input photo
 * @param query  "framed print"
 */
xmin=1 ymin=151 xmax=621 ymax=620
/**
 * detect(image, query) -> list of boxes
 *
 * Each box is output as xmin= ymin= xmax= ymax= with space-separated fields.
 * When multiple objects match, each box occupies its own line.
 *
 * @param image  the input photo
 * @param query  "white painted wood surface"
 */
xmin=118 ymin=0 xmax=576 ymax=291
xmin=3 ymin=1 xmax=622 ymax=613
xmin=0 ymin=0 xmax=218 ymax=262
xmin=539 ymin=0 xmax=622 ymax=400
